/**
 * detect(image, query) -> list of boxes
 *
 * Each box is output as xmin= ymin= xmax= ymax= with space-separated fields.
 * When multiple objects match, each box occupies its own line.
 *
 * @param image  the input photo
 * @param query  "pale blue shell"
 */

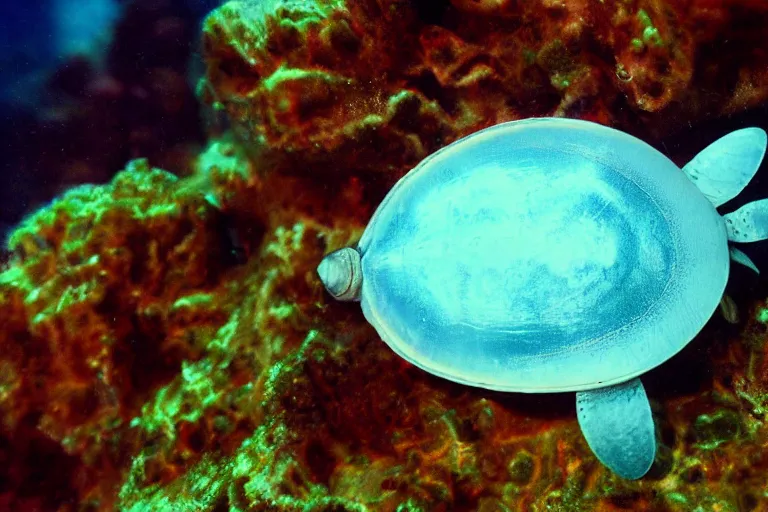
xmin=357 ymin=118 xmax=729 ymax=392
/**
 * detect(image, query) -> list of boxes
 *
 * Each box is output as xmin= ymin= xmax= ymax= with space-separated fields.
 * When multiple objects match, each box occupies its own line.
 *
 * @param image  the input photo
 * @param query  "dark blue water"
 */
xmin=0 ymin=0 xmax=221 ymax=243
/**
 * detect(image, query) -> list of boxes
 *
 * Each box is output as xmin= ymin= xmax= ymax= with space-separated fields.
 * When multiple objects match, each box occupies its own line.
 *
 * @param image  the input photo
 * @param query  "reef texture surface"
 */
xmin=201 ymin=0 xmax=768 ymax=193
xmin=1 ymin=0 xmax=768 ymax=511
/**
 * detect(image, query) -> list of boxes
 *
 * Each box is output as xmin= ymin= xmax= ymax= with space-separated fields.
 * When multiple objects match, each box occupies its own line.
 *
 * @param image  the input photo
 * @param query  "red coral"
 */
xmin=202 ymin=0 xmax=768 ymax=198
xmin=0 ymin=160 xmax=237 ymax=510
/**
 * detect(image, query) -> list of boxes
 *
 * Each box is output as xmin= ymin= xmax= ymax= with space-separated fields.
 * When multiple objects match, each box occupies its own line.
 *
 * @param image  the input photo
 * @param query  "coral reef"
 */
xmin=0 ymin=159 xmax=235 ymax=510
xmin=200 ymin=0 xmax=768 ymax=196
xmin=4 ymin=147 xmax=768 ymax=511
xmin=1 ymin=0 xmax=768 ymax=511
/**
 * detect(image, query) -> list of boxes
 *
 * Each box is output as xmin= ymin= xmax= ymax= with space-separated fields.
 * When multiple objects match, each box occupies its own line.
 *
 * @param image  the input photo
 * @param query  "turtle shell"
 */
xmin=357 ymin=118 xmax=729 ymax=392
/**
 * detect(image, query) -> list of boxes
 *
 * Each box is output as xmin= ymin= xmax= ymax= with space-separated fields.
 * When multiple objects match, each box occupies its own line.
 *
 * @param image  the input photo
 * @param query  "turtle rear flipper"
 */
xmin=576 ymin=378 xmax=656 ymax=479
xmin=724 ymin=199 xmax=768 ymax=243
xmin=729 ymin=246 xmax=760 ymax=274
xmin=682 ymin=127 xmax=767 ymax=207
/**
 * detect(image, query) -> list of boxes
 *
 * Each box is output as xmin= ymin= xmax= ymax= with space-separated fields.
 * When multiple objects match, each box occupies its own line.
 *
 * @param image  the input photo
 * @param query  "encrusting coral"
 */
xmin=200 ymin=0 xmax=768 ymax=191
xmin=1 ymin=0 xmax=768 ymax=510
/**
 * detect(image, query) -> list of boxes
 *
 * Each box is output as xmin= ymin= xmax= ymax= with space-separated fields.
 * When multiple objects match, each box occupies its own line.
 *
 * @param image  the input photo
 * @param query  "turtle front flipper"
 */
xmin=575 ymin=378 xmax=656 ymax=479
xmin=682 ymin=127 xmax=767 ymax=207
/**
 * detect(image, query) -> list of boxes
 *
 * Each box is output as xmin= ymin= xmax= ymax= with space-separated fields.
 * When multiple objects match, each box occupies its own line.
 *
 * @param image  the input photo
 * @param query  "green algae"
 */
xmin=536 ymin=38 xmax=580 ymax=91
xmin=128 ymin=312 xmax=241 ymax=438
xmin=263 ymin=65 xmax=340 ymax=93
xmin=7 ymin=160 xmax=179 ymax=259
xmin=266 ymin=223 xmax=306 ymax=258
xmin=129 ymin=358 xmax=225 ymax=436
xmin=203 ymin=0 xmax=345 ymax=61
xmin=667 ymin=492 xmax=689 ymax=505
xmin=540 ymin=465 xmax=590 ymax=511
xmin=396 ymin=499 xmax=426 ymax=512
xmin=268 ymin=302 xmax=295 ymax=319
xmin=171 ymin=293 xmax=216 ymax=313
xmin=508 ymin=450 xmax=534 ymax=485
xmin=736 ymin=384 xmax=768 ymax=418
xmin=550 ymin=73 xmax=571 ymax=90
xmin=634 ymin=9 xmax=664 ymax=50
xmin=693 ymin=409 xmax=744 ymax=450
xmin=119 ymin=328 xmax=334 ymax=511
xmin=121 ymin=454 xmax=230 ymax=512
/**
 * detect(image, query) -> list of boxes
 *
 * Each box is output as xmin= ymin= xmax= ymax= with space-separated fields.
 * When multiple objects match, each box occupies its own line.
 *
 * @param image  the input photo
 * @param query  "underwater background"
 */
xmin=1 ymin=0 xmax=768 ymax=510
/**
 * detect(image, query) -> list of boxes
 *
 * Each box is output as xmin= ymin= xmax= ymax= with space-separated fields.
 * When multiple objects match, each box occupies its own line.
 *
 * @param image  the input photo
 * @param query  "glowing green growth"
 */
xmin=693 ymin=409 xmax=743 ymax=450
xmin=263 ymin=64 xmax=341 ymax=93
xmin=636 ymin=10 xmax=664 ymax=48
xmin=397 ymin=499 xmax=427 ymax=512
xmin=127 ymin=314 xmax=242 ymax=437
xmin=129 ymin=358 xmax=224 ymax=437
xmin=551 ymin=73 xmax=571 ymax=90
xmin=756 ymin=307 xmax=768 ymax=323
xmin=666 ymin=492 xmax=689 ymax=505
xmin=120 ymin=455 xmax=227 ymax=512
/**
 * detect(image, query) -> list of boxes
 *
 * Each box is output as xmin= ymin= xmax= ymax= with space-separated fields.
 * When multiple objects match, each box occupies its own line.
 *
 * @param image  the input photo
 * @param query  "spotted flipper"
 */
xmin=724 ymin=199 xmax=768 ymax=243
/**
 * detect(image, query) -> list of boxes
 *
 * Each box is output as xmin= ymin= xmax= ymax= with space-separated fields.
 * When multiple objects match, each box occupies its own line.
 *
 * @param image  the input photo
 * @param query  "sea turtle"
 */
xmin=317 ymin=117 xmax=768 ymax=479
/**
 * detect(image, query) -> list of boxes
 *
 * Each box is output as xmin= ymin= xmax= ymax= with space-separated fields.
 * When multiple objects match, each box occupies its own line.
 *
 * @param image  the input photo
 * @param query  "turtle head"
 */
xmin=317 ymin=247 xmax=362 ymax=301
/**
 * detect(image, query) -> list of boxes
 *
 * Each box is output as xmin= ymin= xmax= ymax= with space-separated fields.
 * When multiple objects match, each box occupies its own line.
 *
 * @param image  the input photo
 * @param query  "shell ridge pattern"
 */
xmin=373 ymin=142 xmax=678 ymax=352
xmin=477 ymin=144 xmax=680 ymax=362
xmin=366 ymin=146 xmax=676 ymax=346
